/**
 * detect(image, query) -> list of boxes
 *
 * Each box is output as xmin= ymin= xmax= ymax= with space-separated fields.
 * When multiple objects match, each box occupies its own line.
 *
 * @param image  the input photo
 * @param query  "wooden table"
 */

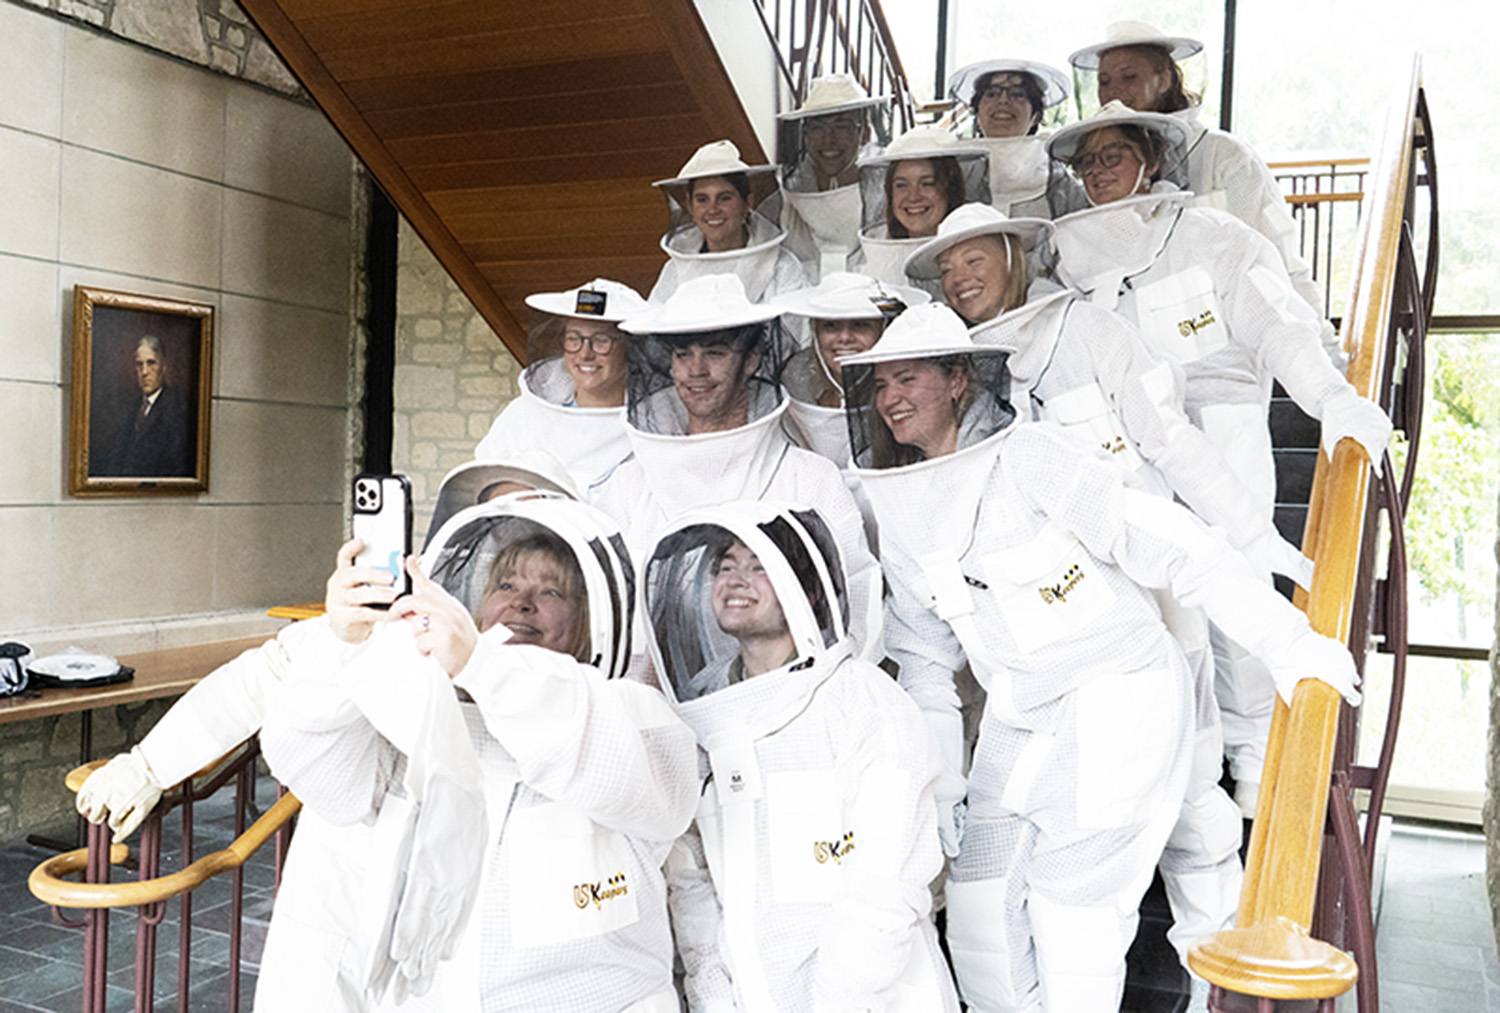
xmin=2 ymin=636 xmax=271 ymax=849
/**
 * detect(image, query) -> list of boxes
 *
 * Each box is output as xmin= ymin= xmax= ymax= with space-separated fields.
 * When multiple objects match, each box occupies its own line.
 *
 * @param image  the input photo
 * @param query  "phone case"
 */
xmin=351 ymin=473 xmax=413 ymax=604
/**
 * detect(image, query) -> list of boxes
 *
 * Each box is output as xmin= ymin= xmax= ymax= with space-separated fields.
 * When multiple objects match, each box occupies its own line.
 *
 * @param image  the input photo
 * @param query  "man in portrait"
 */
xmin=101 ymin=335 xmax=193 ymax=477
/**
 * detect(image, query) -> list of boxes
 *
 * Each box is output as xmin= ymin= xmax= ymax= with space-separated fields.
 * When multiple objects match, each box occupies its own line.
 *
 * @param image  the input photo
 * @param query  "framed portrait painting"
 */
xmin=69 ymin=286 xmax=214 ymax=497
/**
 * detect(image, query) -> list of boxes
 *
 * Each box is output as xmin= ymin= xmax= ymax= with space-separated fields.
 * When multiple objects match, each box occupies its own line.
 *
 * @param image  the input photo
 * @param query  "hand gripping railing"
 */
xmin=749 ymin=0 xmax=917 ymax=130
xmin=1188 ymin=54 xmax=1434 ymax=1012
xmin=28 ymin=745 xmax=301 ymax=1013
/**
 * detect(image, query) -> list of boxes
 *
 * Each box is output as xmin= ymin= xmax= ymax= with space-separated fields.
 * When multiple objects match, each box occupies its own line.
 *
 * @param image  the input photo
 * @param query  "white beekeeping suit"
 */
xmin=257 ymin=497 xmax=698 ymax=1012
xmin=648 ymin=140 xmax=806 ymax=310
xmin=839 ymin=305 xmax=1360 ymax=1011
xmin=946 ymin=58 xmax=1087 ymax=219
xmin=851 ymin=126 xmax=990 ymax=297
xmin=1048 ymin=107 xmax=1390 ymax=804
xmin=777 ymin=73 xmax=894 ymax=283
xmin=592 ymin=274 xmax=883 ymax=662
xmin=474 ymin=279 xmax=647 ymax=493
xmin=1068 ymin=21 xmax=1340 ymax=363
xmin=645 ymin=502 xmax=960 ymax=1012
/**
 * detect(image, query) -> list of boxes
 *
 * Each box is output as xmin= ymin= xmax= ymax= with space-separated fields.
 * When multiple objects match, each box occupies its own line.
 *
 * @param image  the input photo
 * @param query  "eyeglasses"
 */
xmin=804 ymin=115 xmax=863 ymax=138
xmin=980 ymin=84 xmax=1029 ymax=104
xmin=1070 ymin=144 xmax=1131 ymax=177
xmin=562 ymin=331 xmax=618 ymax=354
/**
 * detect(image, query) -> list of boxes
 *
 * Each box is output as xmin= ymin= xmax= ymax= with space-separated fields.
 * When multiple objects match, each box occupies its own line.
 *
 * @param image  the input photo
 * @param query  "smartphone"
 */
xmin=351 ymin=474 xmax=412 ymax=609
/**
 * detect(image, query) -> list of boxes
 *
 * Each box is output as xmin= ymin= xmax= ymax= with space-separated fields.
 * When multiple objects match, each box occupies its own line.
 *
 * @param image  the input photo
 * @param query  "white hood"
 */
xmin=963 ymin=134 xmax=1051 ymax=210
xmin=1051 ymin=190 xmax=1191 ymax=309
xmin=656 ymin=213 xmax=790 ymax=304
xmin=967 ymin=288 xmax=1075 ymax=392
xmin=856 ymin=228 xmax=938 ymax=297
xmin=479 ymin=357 xmax=631 ymax=491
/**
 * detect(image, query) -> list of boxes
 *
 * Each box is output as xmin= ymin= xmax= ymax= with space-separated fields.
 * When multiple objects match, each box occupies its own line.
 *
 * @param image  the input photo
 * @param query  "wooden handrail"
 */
xmin=1267 ymin=156 xmax=1373 ymax=170
xmin=1189 ymin=54 xmax=1426 ymax=1002
xmin=30 ymin=792 xmax=301 ymax=910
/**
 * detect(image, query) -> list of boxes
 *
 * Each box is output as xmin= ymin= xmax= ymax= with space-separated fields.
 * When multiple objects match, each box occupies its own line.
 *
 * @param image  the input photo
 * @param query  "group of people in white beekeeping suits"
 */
xmin=75 ymin=19 xmax=1395 ymax=1013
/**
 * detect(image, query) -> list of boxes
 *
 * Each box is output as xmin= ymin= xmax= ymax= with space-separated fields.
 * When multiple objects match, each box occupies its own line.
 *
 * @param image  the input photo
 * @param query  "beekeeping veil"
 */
xmin=422 ymin=497 xmax=635 ymax=680
xmin=1067 ymin=20 xmax=1208 ymax=122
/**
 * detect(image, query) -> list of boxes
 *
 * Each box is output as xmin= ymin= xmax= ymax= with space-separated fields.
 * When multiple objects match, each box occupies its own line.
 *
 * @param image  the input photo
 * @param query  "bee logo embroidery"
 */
xmin=813 ymin=831 xmax=856 ymax=864
xmin=1177 ymin=310 xmax=1217 ymax=338
xmin=1038 ymin=564 xmax=1085 ymax=604
xmin=574 ymin=871 xmax=630 ymax=910
xmin=1101 ymin=434 xmax=1127 ymax=455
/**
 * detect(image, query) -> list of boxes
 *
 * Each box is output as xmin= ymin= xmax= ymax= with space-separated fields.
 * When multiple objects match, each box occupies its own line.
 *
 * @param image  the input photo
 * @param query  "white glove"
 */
xmin=936 ymin=794 xmax=967 ymax=859
xmin=1237 ymin=525 xmax=1316 ymax=588
xmin=387 ymin=775 xmax=486 ymax=1001
xmin=1264 ymin=630 xmax=1362 ymax=707
xmin=1320 ymin=391 xmax=1392 ymax=475
xmin=75 ymin=746 xmax=165 ymax=842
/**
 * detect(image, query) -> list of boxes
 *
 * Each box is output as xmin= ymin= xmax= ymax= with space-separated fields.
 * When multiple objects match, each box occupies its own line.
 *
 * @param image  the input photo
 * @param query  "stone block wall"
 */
xmin=11 ymin=0 xmax=300 ymax=95
xmin=392 ymin=218 xmax=523 ymax=544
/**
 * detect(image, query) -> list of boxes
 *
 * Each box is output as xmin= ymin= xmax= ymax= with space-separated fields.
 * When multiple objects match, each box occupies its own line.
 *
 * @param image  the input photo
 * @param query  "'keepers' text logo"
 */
xmin=1178 ymin=310 xmax=1217 ymax=338
xmin=813 ymin=831 xmax=856 ymax=864
xmin=574 ymin=872 xmax=629 ymax=910
xmin=1038 ymin=564 xmax=1085 ymax=604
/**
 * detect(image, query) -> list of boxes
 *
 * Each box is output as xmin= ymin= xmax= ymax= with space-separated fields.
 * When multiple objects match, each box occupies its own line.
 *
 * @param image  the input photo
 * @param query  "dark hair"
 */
xmin=884 ymin=156 xmax=967 ymax=239
xmin=688 ymin=172 xmax=751 ymax=201
xmin=1078 ymin=123 xmax=1170 ymax=183
xmin=867 ymin=355 xmax=975 ymax=467
xmin=1105 ymin=43 xmax=1196 ymax=113
xmin=969 ymin=70 xmax=1047 ymax=136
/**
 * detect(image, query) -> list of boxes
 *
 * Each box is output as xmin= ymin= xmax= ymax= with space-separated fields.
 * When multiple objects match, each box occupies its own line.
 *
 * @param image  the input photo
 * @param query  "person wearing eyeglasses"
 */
xmin=475 ymin=279 xmax=647 ymax=494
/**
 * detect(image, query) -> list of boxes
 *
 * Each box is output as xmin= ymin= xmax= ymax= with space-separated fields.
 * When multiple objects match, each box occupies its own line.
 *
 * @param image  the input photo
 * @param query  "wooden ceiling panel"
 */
xmin=295 ymin=0 xmax=651 ymax=53
xmin=426 ymin=179 xmax=663 ymax=217
xmin=385 ymin=114 xmax=711 ymax=170
xmin=364 ymin=82 xmax=695 ymax=141
xmin=239 ymin=0 xmax=757 ymax=361
xmin=406 ymin=146 xmax=694 ymax=192
xmin=342 ymin=57 xmax=685 ymax=113
xmin=442 ymin=205 xmax=665 ymax=242
xmin=320 ymin=16 xmax=665 ymax=83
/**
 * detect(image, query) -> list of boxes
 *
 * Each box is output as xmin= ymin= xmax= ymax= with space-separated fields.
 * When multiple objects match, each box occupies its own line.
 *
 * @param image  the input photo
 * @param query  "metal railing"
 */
xmin=1268 ymin=157 xmax=1373 ymax=320
xmin=1189 ymin=53 xmax=1436 ymax=1012
xmin=29 ymin=744 xmax=299 ymax=1013
xmin=749 ymin=0 xmax=917 ymax=129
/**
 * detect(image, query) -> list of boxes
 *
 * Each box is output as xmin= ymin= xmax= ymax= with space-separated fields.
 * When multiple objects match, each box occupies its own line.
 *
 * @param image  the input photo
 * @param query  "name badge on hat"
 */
xmin=575 ymin=290 xmax=608 ymax=316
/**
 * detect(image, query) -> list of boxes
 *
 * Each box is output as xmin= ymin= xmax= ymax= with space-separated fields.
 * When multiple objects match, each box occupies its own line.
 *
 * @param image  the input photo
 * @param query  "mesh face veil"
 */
xmin=521 ymin=279 xmax=647 ymax=408
xmin=643 ymin=503 xmax=848 ymax=706
xmin=422 ymin=498 xmax=635 ymax=680
xmin=839 ymin=303 xmax=1018 ymax=470
xmin=778 ymin=101 xmax=894 ymax=193
xmin=858 ymin=146 xmax=992 ymax=239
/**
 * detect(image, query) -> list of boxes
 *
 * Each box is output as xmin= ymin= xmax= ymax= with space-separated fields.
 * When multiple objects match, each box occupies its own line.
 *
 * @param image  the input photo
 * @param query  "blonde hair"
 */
xmin=484 ymin=533 xmax=590 ymax=662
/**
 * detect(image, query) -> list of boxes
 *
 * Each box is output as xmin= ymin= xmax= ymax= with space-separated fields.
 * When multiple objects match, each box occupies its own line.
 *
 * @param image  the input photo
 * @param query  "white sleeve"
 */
xmin=1209 ymin=217 xmax=1354 ymax=417
xmin=135 ymin=617 xmax=332 ymax=788
xmin=452 ymin=631 xmax=699 ymax=841
xmin=667 ymin=822 xmax=738 ymax=1013
xmin=883 ymin=571 xmax=968 ymax=804
xmin=814 ymin=675 xmax=943 ymax=1009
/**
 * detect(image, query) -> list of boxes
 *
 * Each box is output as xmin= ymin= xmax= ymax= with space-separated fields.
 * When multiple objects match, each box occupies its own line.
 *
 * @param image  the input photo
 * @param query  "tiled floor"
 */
xmin=0 ymin=804 xmax=1493 ymax=1011
xmin=0 ymin=775 xmax=278 ymax=1012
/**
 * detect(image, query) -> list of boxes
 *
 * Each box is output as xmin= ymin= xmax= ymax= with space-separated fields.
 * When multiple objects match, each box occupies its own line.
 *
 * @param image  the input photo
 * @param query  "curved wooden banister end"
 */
xmin=1188 ymin=918 xmax=1358 ymax=1001
xmin=28 ymin=842 xmax=132 ymax=906
xmin=27 ymin=793 xmax=301 ymax=910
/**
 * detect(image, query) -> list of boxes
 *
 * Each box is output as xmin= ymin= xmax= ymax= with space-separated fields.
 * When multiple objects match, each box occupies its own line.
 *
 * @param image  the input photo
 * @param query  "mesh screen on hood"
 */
xmin=859 ymin=153 xmax=991 ymax=237
xmin=625 ymin=321 xmax=788 ymax=436
xmin=844 ymin=351 xmax=1017 ymax=469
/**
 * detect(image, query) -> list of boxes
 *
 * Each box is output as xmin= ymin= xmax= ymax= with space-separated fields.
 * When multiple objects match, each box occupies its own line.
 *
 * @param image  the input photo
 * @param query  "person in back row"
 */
xmin=649 ymin=140 xmax=806 ymax=309
xmin=946 ymin=57 xmax=1087 ymax=218
xmin=777 ymin=73 xmax=894 ymax=282
xmin=1046 ymin=102 xmax=1392 ymax=814
xmin=475 ymin=278 xmax=647 ymax=493
xmin=1068 ymin=20 xmax=1337 ymax=360
xmin=648 ymin=502 xmax=960 ymax=1011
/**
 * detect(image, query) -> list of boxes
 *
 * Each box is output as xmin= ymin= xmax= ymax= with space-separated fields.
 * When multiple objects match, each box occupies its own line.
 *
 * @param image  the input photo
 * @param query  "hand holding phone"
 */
xmin=351 ymin=474 xmax=413 ymax=609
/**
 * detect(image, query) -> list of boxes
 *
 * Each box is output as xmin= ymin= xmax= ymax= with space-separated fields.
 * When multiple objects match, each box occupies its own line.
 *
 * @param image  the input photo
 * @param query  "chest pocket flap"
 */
xmin=1041 ymin=382 xmax=1143 ymax=471
xmin=1134 ymin=266 xmax=1229 ymax=365
xmin=981 ymin=522 xmax=1117 ymax=655
xmin=506 ymin=800 xmax=640 ymax=948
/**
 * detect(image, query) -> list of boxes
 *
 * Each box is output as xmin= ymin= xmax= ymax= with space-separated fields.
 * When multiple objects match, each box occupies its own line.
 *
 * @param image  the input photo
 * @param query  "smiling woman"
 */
xmin=476 ymin=530 xmax=588 ymax=659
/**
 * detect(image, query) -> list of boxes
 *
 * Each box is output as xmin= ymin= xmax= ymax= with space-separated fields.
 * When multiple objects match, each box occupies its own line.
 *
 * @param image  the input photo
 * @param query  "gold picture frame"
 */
xmin=69 ymin=286 xmax=214 ymax=497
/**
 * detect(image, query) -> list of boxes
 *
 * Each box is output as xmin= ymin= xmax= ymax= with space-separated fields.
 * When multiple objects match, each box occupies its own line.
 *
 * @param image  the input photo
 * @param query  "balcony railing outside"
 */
xmin=1269 ymin=157 xmax=1372 ymax=321
xmin=749 ymin=0 xmax=917 ymax=129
